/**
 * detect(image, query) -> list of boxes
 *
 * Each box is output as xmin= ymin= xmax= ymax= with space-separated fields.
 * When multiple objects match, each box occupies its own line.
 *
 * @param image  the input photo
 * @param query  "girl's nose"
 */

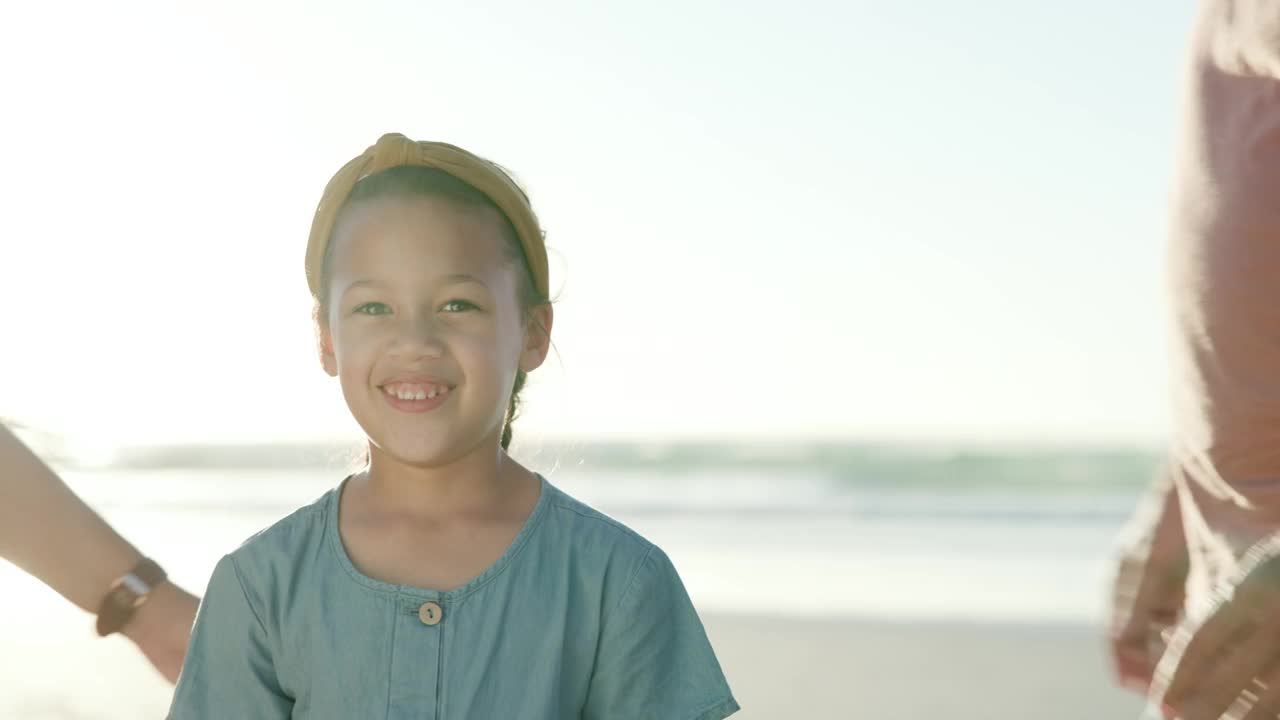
xmin=390 ymin=312 xmax=446 ymax=360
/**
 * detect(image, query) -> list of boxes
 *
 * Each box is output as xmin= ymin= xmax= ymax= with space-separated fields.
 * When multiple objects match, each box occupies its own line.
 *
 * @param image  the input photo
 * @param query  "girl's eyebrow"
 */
xmin=440 ymin=273 xmax=489 ymax=289
xmin=341 ymin=275 xmax=489 ymax=294
xmin=340 ymin=279 xmax=386 ymax=295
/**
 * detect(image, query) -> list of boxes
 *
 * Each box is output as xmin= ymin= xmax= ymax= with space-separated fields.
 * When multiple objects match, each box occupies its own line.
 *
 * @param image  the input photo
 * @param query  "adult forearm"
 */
xmin=0 ymin=422 xmax=144 ymax=612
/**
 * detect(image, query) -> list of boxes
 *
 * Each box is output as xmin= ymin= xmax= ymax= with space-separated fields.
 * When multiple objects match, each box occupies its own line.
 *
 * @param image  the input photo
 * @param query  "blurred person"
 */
xmin=0 ymin=422 xmax=199 ymax=683
xmin=1108 ymin=1 xmax=1280 ymax=717
xmin=168 ymin=133 xmax=739 ymax=719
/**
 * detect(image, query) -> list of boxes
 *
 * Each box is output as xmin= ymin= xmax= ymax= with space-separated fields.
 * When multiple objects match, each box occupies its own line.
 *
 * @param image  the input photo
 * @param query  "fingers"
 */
xmin=1155 ymin=593 xmax=1252 ymax=708
xmin=1109 ymin=548 xmax=1187 ymax=692
xmin=1240 ymin=668 xmax=1280 ymax=720
xmin=1173 ymin=628 xmax=1279 ymax=720
xmin=1115 ymin=636 xmax=1156 ymax=691
xmin=1114 ymin=615 xmax=1181 ymax=692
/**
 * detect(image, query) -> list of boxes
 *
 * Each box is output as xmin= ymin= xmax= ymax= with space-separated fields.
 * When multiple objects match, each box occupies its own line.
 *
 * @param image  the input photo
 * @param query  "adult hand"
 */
xmin=1107 ymin=474 xmax=1190 ymax=694
xmin=1150 ymin=536 xmax=1280 ymax=719
xmin=122 ymin=581 xmax=200 ymax=684
xmin=1108 ymin=534 xmax=1189 ymax=693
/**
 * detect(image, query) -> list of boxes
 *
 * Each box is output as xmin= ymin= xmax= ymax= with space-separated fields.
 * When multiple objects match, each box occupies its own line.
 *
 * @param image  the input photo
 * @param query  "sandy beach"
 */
xmin=705 ymin=614 xmax=1143 ymax=719
xmin=1 ymin=564 xmax=1142 ymax=720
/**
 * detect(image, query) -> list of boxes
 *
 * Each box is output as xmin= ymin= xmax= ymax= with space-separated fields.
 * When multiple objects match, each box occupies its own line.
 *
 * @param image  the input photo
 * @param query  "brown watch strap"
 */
xmin=95 ymin=558 xmax=167 ymax=637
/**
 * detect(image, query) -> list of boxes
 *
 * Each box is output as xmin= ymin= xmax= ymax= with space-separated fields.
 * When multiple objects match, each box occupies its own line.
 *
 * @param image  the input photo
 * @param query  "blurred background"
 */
xmin=0 ymin=1 xmax=1195 ymax=717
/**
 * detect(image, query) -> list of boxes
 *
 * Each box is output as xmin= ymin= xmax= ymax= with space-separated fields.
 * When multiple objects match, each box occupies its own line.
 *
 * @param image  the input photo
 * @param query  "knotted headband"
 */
xmin=305 ymin=133 xmax=549 ymax=302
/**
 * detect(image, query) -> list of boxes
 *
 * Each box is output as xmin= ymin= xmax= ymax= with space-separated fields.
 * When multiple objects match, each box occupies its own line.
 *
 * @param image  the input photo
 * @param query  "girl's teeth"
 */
xmin=388 ymin=385 xmax=449 ymax=401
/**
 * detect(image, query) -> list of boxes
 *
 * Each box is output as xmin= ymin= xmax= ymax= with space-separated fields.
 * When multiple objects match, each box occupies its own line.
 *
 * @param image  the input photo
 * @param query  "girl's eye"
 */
xmin=441 ymin=300 xmax=479 ymax=313
xmin=354 ymin=302 xmax=392 ymax=316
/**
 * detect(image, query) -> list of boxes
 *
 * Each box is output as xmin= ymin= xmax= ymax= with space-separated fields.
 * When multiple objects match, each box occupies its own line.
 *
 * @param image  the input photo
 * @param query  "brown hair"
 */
xmin=316 ymin=165 xmax=550 ymax=454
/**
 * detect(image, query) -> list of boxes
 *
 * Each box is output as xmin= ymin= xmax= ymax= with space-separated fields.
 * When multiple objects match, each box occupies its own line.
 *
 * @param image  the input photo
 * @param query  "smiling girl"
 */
xmin=167 ymin=133 xmax=739 ymax=720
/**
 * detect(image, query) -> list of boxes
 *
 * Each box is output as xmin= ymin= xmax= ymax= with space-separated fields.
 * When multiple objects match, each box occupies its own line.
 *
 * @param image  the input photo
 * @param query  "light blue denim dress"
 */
xmin=168 ymin=474 xmax=739 ymax=719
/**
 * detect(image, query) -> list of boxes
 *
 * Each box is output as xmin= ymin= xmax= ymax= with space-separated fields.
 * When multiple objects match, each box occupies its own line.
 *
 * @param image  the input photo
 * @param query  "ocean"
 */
xmin=46 ymin=442 xmax=1157 ymax=624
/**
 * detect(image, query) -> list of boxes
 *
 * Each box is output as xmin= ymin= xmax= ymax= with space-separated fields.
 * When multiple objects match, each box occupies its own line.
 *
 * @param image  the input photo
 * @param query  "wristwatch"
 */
xmin=95 ymin=558 xmax=167 ymax=637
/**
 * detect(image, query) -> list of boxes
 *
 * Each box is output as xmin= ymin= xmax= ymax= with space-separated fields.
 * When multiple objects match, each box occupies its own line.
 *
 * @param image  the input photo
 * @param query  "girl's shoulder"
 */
xmin=536 ymin=477 xmax=687 ymax=595
xmin=539 ymin=478 xmax=655 ymax=555
xmin=222 ymin=483 xmax=336 ymax=581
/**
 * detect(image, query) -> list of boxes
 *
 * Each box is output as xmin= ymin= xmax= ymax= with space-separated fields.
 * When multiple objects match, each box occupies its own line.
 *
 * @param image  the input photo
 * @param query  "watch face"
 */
xmin=120 ymin=573 xmax=152 ymax=596
xmin=97 ymin=560 xmax=166 ymax=636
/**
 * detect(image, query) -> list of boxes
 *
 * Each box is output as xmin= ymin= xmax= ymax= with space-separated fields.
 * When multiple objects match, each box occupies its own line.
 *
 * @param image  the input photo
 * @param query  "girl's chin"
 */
xmin=366 ymin=432 xmax=497 ymax=468
xmin=370 ymin=444 xmax=458 ymax=468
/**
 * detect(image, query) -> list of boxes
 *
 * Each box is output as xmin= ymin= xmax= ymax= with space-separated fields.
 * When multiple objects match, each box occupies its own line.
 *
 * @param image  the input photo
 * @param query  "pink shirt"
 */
xmin=1167 ymin=0 xmax=1280 ymax=610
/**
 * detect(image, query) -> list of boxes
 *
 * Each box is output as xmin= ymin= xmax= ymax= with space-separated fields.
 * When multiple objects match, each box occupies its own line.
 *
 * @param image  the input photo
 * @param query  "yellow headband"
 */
xmin=305 ymin=133 xmax=549 ymax=302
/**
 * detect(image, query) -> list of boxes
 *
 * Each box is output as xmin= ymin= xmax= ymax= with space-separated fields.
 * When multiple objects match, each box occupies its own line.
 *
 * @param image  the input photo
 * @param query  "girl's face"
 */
xmin=319 ymin=195 xmax=550 ymax=468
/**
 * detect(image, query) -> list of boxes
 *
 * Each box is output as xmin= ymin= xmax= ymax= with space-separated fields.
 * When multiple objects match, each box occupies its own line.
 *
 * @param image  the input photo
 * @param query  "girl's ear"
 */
xmin=317 ymin=321 xmax=338 ymax=377
xmin=519 ymin=304 xmax=554 ymax=373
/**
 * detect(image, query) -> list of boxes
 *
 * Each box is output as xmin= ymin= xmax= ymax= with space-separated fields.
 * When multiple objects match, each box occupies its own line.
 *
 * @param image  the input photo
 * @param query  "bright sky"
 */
xmin=0 ymin=1 xmax=1197 ymax=447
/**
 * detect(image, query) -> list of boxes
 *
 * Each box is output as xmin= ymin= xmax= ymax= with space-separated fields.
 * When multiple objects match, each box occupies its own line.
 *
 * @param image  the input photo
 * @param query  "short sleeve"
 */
xmin=168 ymin=555 xmax=294 ymax=719
xmin=583 ymin=545 xmax=739 ymax=720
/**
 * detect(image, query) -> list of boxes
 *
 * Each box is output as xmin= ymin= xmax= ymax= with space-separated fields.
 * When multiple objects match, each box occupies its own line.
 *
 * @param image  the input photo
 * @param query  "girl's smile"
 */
xmin=379 ymin=378 xmax=455 ymax=413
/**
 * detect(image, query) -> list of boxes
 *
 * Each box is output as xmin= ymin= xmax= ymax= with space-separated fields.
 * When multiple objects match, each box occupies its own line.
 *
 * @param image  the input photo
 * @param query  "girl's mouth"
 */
xmin=379 ymin=382 xmax=452 ymax=413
